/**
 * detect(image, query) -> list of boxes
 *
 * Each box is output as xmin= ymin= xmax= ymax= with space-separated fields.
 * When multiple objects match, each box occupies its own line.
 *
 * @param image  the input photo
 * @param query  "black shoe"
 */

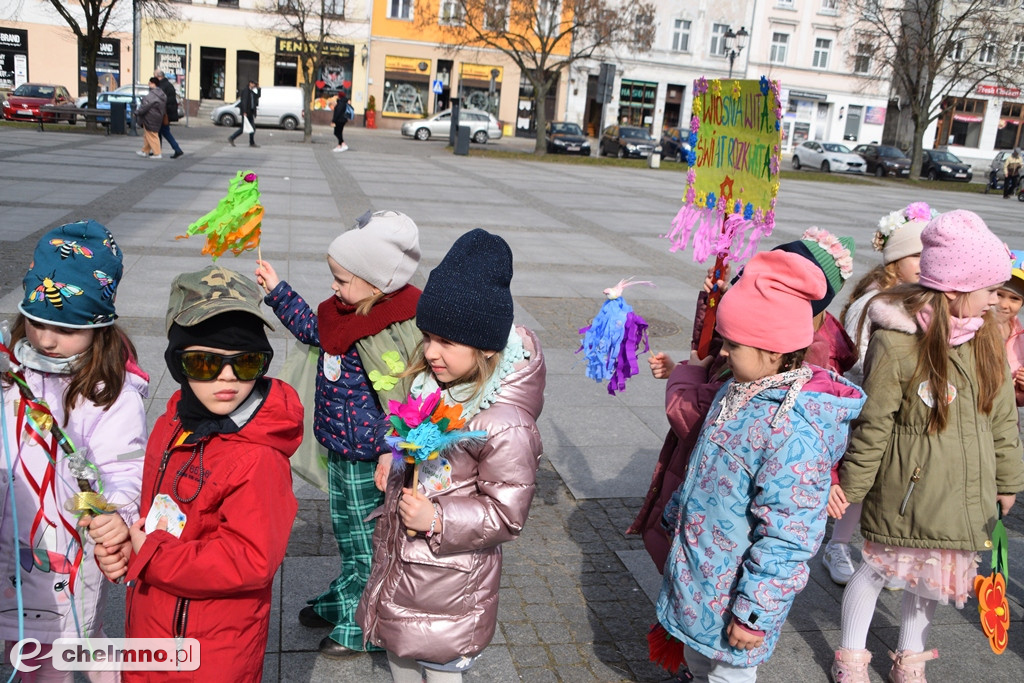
xmin=298 ymin=606 xmax=331 ymax=628
xmin=228 ymin=137 xmax=236 ymax=147
xmin=250 ymin=143 xmax=260 ymax=148
xmin=171 ymin=150 xmax=183 ymax=159
xmin=318 ymin=637 xmax=362 ymax=660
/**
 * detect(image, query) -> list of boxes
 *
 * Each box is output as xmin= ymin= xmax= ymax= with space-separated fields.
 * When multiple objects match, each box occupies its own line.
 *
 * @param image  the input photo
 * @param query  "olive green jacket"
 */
xmin=841 ymin=317 xmax=1024 ymax=551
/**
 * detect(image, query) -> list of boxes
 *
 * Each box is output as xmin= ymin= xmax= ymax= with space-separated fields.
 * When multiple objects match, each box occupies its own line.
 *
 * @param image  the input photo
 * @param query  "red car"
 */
xmin=2 ymin=83 xmax=77 ymax=123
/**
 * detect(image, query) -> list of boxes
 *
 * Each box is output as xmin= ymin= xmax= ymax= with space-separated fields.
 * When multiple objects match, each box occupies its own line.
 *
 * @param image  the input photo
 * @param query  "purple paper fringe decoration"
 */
xmin=578 ymin=297 xmax=650 ymax=394
xmin=665 ymin=204 xmax=775 ymax=264
xmin=607 ymin=311 xmax=649 ymax=395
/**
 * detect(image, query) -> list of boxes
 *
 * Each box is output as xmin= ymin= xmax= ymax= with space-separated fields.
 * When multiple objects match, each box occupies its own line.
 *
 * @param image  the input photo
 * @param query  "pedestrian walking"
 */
xmin=832 ymin=210 xmax=1024 ymax=682
xmin=822 ymin=201 xmax=936 ymax=587
xmin=1003 ymin=148 xmax=1022 ymax=198
xmin=356 ymin=229 xmax=546 ymax=683
xmin=653 ymin=251 xmax=864 ymax=683
xmin=154 ymin=69 xmax=183 ymax=159
xmin=94 ymin=265 xmax=302 ymax=683
xmin=135 ymin=76 xmax=166 ymax=158
xmin=1 ymin=220 xmax=148 ymax=682
xmin=255 ymin=210 xmax=422 ymax=659
xmin=229 ymin=80 xmax=260 ymax=148
xmin=332 ymin=89 xmax=350 ymax=152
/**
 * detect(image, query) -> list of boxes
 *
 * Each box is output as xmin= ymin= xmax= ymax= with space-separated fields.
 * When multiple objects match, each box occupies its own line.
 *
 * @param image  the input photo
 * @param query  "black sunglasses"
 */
xmin=176 ymin=350 xmax=271 ymax=382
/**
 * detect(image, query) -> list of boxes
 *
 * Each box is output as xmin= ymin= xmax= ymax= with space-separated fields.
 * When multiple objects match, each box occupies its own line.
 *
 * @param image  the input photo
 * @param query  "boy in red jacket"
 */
xmin=91 ymin=265 xmax=302 ymax=682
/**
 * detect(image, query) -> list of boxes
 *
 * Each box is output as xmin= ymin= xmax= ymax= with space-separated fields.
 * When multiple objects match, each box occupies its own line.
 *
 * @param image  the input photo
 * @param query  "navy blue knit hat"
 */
xmin=416 ymin=228 xmax=514 ymax=351
xmin=19 ymin=219 xmax=123 ymax=328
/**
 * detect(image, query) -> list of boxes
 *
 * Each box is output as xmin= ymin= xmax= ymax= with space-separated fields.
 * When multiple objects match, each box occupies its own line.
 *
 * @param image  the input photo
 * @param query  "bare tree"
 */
xmin=847 ymin=0 xmax=1024 ymax=176
xmin=269 ymin=0 xmax=351 ymax=143
xmin=433 ymin=0 xmax=655 ymax=153
xmin=45 ymin=0 xmax=174 ymax=113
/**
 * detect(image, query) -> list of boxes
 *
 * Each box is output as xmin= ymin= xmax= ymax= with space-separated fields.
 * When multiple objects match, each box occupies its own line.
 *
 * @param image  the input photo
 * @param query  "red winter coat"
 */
xmin=122 ymin=379 xmax=302 ymax=682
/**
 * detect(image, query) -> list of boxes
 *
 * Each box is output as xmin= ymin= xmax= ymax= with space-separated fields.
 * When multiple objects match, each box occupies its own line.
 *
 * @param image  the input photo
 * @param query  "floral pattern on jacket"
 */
xmin=656 ymin=366 xmax=864 ymax=667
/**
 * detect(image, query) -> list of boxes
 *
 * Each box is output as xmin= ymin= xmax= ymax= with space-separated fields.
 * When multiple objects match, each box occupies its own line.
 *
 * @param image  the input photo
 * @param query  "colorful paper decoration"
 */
xmin=665 ymin=77 xmax=783 ymax=264
xmin=975 ymin=512 xmax=1010 ymax=654
xmin=578 ymin=278 xmax=652 ymax=395
xmin=179 ymin=170 xmax=264 ymax=259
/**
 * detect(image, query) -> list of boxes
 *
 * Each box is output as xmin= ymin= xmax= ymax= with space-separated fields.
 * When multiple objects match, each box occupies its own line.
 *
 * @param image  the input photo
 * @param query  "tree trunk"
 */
xmin=910 ymin=113 xmax=927 ymax=180
xmin=533 ymin=81 xmax=549 ymax=155
xmin=300 ymin=74 xmax=314 ymax=143
xmin=84 ymin=37 xmax=101 ymax=130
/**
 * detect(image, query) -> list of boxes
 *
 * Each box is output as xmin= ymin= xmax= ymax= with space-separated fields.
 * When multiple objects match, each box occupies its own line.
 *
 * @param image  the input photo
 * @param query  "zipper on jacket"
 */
xmin=899 ymin=467 xmax=922 ymax=515
xmin=173 ymin=597 xmax=190 ymax=638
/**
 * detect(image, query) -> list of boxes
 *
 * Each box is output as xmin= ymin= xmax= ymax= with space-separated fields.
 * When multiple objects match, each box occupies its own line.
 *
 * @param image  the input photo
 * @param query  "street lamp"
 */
xmin=723 ymin=26 xmax=749 ymax=79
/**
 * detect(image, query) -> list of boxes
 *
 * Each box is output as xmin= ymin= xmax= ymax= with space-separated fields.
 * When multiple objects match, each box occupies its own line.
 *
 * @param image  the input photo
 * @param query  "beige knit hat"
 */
xmin=327 ymin=210 xmax=420 ymax=293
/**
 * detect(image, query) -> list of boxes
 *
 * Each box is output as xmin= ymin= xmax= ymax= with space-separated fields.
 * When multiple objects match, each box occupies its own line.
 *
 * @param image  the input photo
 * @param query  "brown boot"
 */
xmin=832 ymin=648 xmax=871 ymax=683
xmin=887 ymin=649 xmax=938 ymax=682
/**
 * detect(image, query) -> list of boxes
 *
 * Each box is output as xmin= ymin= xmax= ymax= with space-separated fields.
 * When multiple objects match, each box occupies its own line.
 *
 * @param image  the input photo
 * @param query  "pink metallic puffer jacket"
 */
xmin=356 ymin=326 xmax=545 ymax=663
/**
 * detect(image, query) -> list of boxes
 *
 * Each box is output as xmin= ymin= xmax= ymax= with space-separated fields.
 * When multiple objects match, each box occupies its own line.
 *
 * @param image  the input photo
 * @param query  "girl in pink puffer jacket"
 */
xmin=357 ymin=229 xmax=545 ymax=682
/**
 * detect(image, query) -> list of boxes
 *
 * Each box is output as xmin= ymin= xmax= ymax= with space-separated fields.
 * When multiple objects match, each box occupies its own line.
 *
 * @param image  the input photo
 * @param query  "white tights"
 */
xmin=840 ymin=562 xmax=937 ymax=652
xmin=386 ymin=651 xmax=463 ymax=683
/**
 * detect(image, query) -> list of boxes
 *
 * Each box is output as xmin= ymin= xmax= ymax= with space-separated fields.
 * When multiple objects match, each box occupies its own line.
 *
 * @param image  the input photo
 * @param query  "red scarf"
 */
xmin=317 ymin=285 xmax=421 ymax=355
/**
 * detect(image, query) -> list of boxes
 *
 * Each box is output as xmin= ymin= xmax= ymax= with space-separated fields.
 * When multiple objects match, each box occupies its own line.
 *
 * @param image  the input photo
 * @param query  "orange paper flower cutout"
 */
xmin=975 ymin=572 xmax=1010 ymax=654
xmin=431 ymin=400 xmax=466 ymax=430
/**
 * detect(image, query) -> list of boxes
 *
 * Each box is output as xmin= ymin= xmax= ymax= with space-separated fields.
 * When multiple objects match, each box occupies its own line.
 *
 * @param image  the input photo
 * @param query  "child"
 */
xmin=823 ymin=201 xmax=936 ymax=587
xmin=993 ymin=249 xmax=1024 ymax=406
xmin=0 ymin=220 xmax=148 ymax=682
xmin=254 ymin=209 xmax=421 ymax=658
xmin=356 ymin=228 xmax=546 ymax=682
xmin=630 ymin=227 xmax=857 ymax=572
xmin=94 ymin=265 xmax=302 ymax=682
xmin=655 ymin=251 xmax=865 ymax=682
xmin=833 ymin=210 xmax=1024 ymax=682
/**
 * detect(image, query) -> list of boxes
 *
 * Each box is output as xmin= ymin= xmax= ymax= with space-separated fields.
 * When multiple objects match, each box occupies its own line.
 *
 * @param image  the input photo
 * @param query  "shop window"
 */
xmin=770 ymin=33 xmax=788 ymax=64
xmin=997 ymin=101 xmax=1024 ymax=149
xmin=854 ymin=43 xmax=872 ymax=74
xmin=812 ymin=38 xmax=831 ymax=69
xmin=618 ymin=79 xmax=657 ymax=128
xmin=382 ymin=56 xmax=431 ymax=117
xmin=710 ymin=23 xmax=729 ymax=57
xmin=938 ymin=96 xmax=985 ymax=147
xmin=672 ymin=19 xmax=691 ymax=52
xmin=388 ymin=0 xmax=413 ymax=20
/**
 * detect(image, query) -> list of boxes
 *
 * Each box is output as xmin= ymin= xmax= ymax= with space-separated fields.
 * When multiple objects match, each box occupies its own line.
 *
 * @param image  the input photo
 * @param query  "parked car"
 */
xmin=545 ymin=121 xmax=590 ymax=155
xmin=852 ymin=143 xmax=911 ymax=177
xmin=791 ymin=141 xmax=865 ymax=173
xmin=660 ymin=127 xmax=692 ymax=163
xmin=400 ymin=108 xmax=502 ymax=143
xmin=920 ymin=149 xmax=973 ymax=182
xmin=211 ymin=86 xmax=304 ymax=131
xmin=2 ymin=83 xmax=76 ymax=123
xmin=94 ymin=91 xmax=141 ymax=126
xmin=599 ymin=125 xmax=660 ymax=158
xmin=78 ymin=84 xmax=184 ymax=120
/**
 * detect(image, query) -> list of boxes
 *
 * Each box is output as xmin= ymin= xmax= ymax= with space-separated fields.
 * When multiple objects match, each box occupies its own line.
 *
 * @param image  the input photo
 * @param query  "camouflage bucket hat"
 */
xmin=20 ymin=219 xmax=123 ymax=328
xmin=165 ymin=265 xmax=274 ymax=333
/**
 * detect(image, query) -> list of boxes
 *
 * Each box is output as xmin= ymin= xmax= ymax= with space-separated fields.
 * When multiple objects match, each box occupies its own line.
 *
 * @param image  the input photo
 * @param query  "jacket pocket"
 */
xmin=398 ymin=535 xmax=475 ymax=573
xmin=898 ymin=467 xmax=922 ymax=516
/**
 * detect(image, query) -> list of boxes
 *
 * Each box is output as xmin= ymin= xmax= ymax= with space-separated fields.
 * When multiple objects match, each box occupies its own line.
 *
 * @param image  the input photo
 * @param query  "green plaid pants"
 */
xmin=309 ymin=456 xmax=384 ymax=650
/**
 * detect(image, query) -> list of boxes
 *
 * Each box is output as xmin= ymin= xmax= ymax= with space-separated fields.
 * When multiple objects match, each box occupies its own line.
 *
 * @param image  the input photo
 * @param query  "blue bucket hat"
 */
xmin=19 ymin=219 xmax=124 ymax=328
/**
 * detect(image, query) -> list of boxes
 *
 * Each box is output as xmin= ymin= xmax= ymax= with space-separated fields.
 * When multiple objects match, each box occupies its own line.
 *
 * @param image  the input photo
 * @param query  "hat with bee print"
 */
xmin=19 ymin=219 xmax=124 ymax=328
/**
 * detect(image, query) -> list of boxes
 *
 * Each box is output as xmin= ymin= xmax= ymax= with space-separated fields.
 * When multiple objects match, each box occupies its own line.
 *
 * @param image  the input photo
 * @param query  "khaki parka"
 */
xmin=841 ymin=309 xmax=1024 ymax=552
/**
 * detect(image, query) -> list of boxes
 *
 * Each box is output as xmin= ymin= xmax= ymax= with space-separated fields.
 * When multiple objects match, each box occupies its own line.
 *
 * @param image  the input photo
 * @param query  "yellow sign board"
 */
xmin=385 ymin=55 xmax=430 ymax=74
xmin=460 ymin=63 xmax=503 ymax=82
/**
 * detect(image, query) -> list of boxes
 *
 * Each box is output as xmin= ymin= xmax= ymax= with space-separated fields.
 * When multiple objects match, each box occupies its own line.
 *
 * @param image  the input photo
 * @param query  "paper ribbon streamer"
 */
xmin=178 ymin=170 xmax=264 ymax=259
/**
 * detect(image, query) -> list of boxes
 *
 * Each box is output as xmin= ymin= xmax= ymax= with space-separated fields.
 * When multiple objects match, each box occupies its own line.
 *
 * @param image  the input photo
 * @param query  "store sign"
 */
xmin=385 ymin=55 xmax=430 ymax=74
xmin=460 ymin=63 xmax=502 ymax=82
xmin=0 ymin=27 xmax=28 ymax=89
xmin=276 ymin=38 xmax=352 ymax=59
xmin=79 ymin=37 xmax=121 ymax=94
xmin=864 ymin=105 xmax=886 ymax=125
xmin=155 ymin=42 xmax=187 ymax=96
xmin=788 ymin=89 xmax=827 ymax=101
xmin=976 ymin=84 xmax=1021 ymax=99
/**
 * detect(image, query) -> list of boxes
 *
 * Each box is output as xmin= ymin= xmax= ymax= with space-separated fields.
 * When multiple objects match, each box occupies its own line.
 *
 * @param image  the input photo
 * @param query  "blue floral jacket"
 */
xmin=656 ymin=366 xmax=864 ymax=667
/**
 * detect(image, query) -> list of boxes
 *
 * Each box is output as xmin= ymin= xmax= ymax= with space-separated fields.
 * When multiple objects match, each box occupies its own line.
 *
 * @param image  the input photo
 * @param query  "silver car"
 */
xmin=791 ymin=141 xmax=865 ymax=173
xmin=401 ymin=108 xmax=503 ymax=143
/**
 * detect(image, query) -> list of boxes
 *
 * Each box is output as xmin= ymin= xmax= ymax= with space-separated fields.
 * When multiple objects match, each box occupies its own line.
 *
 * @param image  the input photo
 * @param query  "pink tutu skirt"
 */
xmin=862 ymin=540 xmax=980 ymax=608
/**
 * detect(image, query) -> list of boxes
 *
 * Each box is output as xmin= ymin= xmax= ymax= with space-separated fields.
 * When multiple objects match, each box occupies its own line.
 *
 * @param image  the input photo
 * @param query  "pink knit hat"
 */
xmin=716 ymin=251 xmax=827 ymax=353
xmin=918 ymin=210 xmax=1011 ymax=292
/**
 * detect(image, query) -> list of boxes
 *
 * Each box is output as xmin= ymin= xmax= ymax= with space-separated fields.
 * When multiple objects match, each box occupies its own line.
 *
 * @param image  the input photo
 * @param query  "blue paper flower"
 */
xmin=759 ymin=76 xmax=770 ymax=96
xmin=744 ymin=203 xmax=754 ymax=220
xmin=734 ymin=200 xmax=742 ymax=214
xmin=687 ymin=149 xmax=697 ymax=165
xmin=688 ymin=131 xmax=697 ymax=147
xmin=706 ymin=192 xmax=717 ymax=209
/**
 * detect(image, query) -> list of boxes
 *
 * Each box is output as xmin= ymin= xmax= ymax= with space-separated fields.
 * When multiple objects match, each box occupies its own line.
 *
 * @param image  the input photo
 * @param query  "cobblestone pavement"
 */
xmin=1 ymin=123 xmax=1023 ymax=682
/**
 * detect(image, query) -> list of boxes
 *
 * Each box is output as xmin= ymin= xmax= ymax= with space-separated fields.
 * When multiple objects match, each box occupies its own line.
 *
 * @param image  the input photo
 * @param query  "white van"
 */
xmin=211 ymin=86 xmax=304 ymax=130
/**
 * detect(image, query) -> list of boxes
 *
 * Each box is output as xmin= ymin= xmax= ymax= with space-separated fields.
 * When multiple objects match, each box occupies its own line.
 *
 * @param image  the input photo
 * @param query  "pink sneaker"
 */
xmin=887 ymin=649 xmax=938 ymax=682
xmin=832 ymin=648 xmax=871 ymax=683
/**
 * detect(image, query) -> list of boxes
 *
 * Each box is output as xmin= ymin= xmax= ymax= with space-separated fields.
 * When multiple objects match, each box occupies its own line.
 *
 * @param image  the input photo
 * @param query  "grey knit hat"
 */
xmin=416 ymin=229 xmax=514 ymax=351
xmin=327 ymin=210 xmax=420 ymax=293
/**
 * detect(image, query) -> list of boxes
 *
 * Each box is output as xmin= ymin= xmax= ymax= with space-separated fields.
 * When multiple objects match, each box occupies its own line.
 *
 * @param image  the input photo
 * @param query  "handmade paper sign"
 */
xmin=665 ymin=77 xmax=783 ymax=264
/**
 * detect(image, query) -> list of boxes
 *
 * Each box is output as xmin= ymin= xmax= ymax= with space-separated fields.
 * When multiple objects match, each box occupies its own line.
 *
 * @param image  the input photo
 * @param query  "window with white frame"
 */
xmin=812 ymin=38 xmax=831 ymax=68
xmin=854 ymin=43 xmax=872 ymax=74
xmin=483 ymin=0 xmax=508 ymax=31
xmin=439 ymin=0 xmax=464 ymax=25
xmin=770 ymin=32 xmax=788 ymax=64
xmin=821 ymin=0 xmax=838 ymax=10
xmin=777 ymin=0 xmax=794 ymax=8
xmin=979 ymin=31 xmax=998 ymax=64
xmin=710 ymin=23 xmax=729 ymax=56
xmin=950 ymin=29 xmax=966 ymax=61
xmin=388 ymin=0 xmax=413 ymax=20
xmin=1012 ymin=34 xmax=1024 ymax=66
xmin=537 ymin=0 xmax=560 ymax=36
xmin=672 ymin=19 xmax=691 ymax=52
